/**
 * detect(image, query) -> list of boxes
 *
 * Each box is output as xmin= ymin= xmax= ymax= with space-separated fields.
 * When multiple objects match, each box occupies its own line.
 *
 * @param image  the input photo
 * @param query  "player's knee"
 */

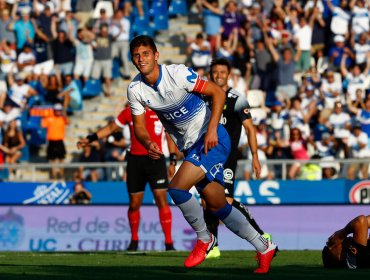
xmin=129 ymin=203 xmax=141 ymax=211
xmin=212 ymin=203 xmax=232 ymax=221
xmin=167 ymin=188 xmax=191 ymax=205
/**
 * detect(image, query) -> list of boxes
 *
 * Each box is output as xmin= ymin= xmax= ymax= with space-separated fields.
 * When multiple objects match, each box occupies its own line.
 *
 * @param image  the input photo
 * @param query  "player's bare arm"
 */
xmin=200 ymin=81 xmax=226 ymax=154
xmin=77 ymin=121 xmax=121 ymax=149
xmin=243 ymin=118 xmax=261 ymax=179
xmin=132 ymin=113 xmax=163 ymax=159
xmin=328 ymin=215 xmax=370 ymax=249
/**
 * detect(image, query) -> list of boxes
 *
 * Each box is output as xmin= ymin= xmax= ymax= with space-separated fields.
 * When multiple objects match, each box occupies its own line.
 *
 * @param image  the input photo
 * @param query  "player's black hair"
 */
xmin=210 ymin=58 xmax=232 ymax=74
xmin=322 ymin=246 xmax=344 ymax=268
xmin=130 ymin=35 xmax=158 ymax=56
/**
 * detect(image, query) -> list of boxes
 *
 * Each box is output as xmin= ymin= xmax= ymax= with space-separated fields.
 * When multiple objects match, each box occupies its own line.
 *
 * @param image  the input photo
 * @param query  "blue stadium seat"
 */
xmin=82 ymin=79 xmax=102 ymax=98
xmin=132 ymin=1 xmax=150 ymax=18
xmin=151 ymin=0 xmax=169 ymax=31
xmin=29 ymin=128 xmax=47 ymax=146
xmin=24 ymin=116 xmax=42 ymax=132
xmin=132 ymin=24 xmax=155 ymax=38
xmin=169 ymin=0 xmax=187 ymax=16
xmin=112 ymin=58 xmax=121 ymax=80
xmin=74 ymin=79 xmax=83 ymax=93
xmin=0 ymin=168 xmax=9 ymax=181
xmin=19 ymin=145 xmax=30 ymax=162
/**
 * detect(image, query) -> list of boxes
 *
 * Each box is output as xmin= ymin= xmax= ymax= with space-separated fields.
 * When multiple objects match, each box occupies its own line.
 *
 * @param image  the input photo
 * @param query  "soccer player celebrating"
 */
xmin=322 ymin=215 xmax=370 ymax=269
xmin=77 ymin=106 xmax=175 ymax=251
xmin=204 ymin=58 xmax=271 ymax=259
xmin=127 ymin=35 xmax=277 ymax=273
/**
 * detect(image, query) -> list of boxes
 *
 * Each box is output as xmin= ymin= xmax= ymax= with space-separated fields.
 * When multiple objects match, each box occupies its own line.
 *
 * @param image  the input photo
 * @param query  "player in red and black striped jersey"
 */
xmin=77 ymin=106 xmax=175 ymax=251
xmin=204 ymin=58 xmax=272 ymax=260
xmin=323 ymin=215 xmax=370 ymax=269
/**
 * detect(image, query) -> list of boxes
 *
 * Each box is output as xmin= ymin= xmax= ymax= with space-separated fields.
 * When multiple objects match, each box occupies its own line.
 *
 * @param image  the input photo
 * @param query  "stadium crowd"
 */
xmin=0 ymin=0 xmax=369 ymax=181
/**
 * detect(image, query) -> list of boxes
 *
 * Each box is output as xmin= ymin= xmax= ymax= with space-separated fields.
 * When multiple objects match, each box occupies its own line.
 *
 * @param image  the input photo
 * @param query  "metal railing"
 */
xmin=1 ymin=158 xmax=369 ymax=182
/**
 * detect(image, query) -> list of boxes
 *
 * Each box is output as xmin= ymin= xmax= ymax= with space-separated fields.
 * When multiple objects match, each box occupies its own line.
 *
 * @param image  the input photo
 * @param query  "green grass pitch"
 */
xmin=0 ymin=251 xmax=369 ymax=280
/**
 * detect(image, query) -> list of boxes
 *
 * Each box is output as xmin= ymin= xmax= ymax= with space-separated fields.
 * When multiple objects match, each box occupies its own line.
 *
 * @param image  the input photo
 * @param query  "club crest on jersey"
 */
xmin=244 ymin=108 xmax=250 ymax=115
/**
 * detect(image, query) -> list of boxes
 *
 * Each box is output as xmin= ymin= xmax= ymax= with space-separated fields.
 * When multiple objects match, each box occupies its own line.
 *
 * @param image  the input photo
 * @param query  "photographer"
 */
xmin=69 ymin=171 xmax=92 ymax=204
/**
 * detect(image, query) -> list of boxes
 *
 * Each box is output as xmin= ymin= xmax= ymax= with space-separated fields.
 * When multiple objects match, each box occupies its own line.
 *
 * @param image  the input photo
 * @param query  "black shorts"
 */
xmin=47 ymin=140 xmax=66 ymax=160
xmin=223 ymin=152 xmax=238 ymax=198
xmin=126 ymin=153 xmax=168 ymax=194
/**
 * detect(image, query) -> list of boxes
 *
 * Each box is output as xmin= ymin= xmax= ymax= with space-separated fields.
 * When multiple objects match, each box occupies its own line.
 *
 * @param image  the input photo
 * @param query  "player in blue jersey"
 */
xmin=127 ymin=35 xmax=277 ymax=273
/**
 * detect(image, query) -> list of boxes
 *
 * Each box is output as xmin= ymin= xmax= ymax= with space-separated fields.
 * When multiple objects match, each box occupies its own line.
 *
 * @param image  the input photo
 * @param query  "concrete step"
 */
xmin=159 ymin=54 xmax=187 ymax=64
xmin=75 ymin=119 xmax=107 ymax=129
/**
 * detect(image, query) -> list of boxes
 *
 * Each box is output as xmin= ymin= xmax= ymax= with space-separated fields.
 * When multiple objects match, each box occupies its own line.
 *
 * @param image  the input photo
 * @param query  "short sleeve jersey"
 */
xmin=127 ymin=64 xmax=210 ymax=151
xmin=115 ymin=107 xmax=164 ymax=156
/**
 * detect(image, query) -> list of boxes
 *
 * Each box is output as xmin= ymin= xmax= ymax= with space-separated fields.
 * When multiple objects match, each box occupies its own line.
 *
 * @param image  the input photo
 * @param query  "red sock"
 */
xmin=159 ymin=205 xmax=173 ymax=244
xmin=128 ymin=209 xmax=140 ymax=241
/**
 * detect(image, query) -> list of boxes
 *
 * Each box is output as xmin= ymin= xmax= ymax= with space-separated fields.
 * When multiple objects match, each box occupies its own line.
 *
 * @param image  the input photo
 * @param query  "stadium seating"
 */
xmin=0 ymin=167 xmax=9 ymax=181
xmin=169 ymin=0 xmax=187 ymax=16
xmin=19 ymin=145 xmax=30 ymax=162
xmin=82 ymin=79 xmax=102 ymax=98
xmin=29 ymin=127 xmax=47 ymax=146
xmin=150 ymin=0 xmax=169 ymax=31
xmin=112 ymin=58 xmax=121 ymax=80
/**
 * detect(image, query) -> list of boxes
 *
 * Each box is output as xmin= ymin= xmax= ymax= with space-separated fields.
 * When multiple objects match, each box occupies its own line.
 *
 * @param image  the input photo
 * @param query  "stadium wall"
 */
xmin=0 ymin=180 xmax=369 ymax=205
xmin=0 ymin=205 xmax=368 ymax=251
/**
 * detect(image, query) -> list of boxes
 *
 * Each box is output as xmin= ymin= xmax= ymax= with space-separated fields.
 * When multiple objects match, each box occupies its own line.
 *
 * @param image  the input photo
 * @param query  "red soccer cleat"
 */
xmin=254 ymin=241 xmax=278 ymax=274
xmin=184 ymin=234 xmax=217 ymax=268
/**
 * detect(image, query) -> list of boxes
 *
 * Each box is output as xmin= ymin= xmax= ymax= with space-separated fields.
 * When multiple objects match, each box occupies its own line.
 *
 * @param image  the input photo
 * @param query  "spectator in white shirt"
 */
xmin=347 ymin=124 xmax=370 ymax=179
xmin=69 ymin=26 xmax=95 ymax=82
xmin=111 ymin=9 xmax=131 ymax=80
xmin=17 ymin=43 xmax=36 ymax=73
xmin=340 ymin=53 xmax=367 ymax=101
xmin=293 ymin=11 xmax=316 ymax=72
xmin=353 ymin=32 xmax=370 ymax=70
xmin=326 ymin=0 xmax=351 ymax=36
xmin=327 ymin=102 xmax=352 ymax=159
xmin=320 ymin=70 xmax=342 ymax=109
xmin=0 ymin=72 xmax=37 ymax=109
xmin=351 ymin=0 xmax=369 ymax=36
xmin=0 ymin=41 xmax=17 ymax=79
xmin=187 ymin=32 xmax=212 ymax=76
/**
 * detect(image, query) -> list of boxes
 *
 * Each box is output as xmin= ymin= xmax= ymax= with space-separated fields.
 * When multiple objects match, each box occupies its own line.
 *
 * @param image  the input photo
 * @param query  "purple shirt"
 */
xmin=222 ymin=12 xmax=244 ymax=38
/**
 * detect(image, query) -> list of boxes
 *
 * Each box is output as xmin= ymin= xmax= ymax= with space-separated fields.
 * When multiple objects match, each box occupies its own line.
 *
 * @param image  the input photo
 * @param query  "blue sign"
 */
xmin=0 ymin=180 xmax=368 ymax=205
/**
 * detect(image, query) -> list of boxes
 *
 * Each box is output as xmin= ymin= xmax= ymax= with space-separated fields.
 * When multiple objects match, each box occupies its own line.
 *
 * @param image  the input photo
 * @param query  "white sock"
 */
xmin=222 ymin=206 xmax=268 ymax=252
xmin=177 ymin=195 xmax=211 ymax=242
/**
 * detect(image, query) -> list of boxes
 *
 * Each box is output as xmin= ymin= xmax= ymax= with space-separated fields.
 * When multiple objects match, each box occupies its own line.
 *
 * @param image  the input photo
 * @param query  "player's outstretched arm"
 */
xmin=77 ymin=121 xmax=120 ymax=149
xmin=132 ymin=113 xmax=163 ymax=159
xmin=200 ymin=81 xmax=226 ymax=154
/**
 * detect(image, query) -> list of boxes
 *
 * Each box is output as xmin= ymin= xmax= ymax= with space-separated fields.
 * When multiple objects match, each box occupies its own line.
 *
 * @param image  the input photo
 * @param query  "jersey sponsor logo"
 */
xmin=220 ymin=114 xmax=227 ymax=125
xmin=227 ymin=92 xmax=238 ymax=99
xmin=156 ymin=179 xmax=166 ymax=184
xmin=163 ymin=106 xmax=189 ymax=121
xmin=349 ymin=181 xmax=370 ymax=204
xmin=186 ymin=68 xmax=197 ymax=83
xmin=223 ymin=168 xmax=234 ymax=184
